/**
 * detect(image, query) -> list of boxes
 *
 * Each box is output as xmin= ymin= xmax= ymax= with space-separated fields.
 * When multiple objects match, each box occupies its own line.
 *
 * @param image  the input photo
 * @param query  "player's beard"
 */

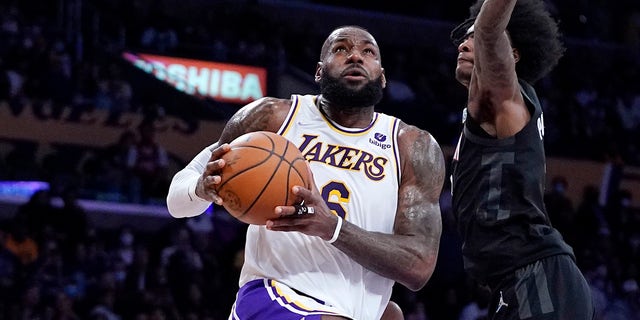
xmin=319 ymin=74 xmax=384 ymax=108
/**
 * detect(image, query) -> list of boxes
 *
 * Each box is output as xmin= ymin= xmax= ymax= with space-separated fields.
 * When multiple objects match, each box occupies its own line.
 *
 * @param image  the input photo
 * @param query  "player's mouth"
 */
xmin=457 ymin=55 xmax=473 ymax=65
xmin=341 ymin=67 xmax=367 ymax=80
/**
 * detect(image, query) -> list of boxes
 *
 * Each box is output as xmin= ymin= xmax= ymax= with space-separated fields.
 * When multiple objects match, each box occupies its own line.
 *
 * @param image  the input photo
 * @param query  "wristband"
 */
xmin=327 ymin=216 xmax=343 ymax=244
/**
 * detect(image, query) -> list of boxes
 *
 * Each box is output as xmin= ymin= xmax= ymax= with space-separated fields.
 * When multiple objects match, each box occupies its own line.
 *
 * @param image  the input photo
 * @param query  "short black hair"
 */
xmin=450 ymin=0 xmax=565 ymax=84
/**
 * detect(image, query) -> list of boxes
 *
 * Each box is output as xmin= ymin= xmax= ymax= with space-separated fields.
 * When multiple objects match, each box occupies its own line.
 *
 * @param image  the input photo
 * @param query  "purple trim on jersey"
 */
xmin=391 ymin=117 xmax=401 ymax=185
xmin=230 ymin=279 xmax=344 ymax=320
xmin=278 ymin=95 xmax=301 ymax=136
xmin=319 ymin=107 xmax=380 ymax=134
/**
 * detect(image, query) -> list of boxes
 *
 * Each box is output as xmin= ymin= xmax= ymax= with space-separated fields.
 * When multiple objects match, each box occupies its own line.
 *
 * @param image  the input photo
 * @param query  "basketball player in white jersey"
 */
xmin=166 ymin=26 xmax=445 ymax=320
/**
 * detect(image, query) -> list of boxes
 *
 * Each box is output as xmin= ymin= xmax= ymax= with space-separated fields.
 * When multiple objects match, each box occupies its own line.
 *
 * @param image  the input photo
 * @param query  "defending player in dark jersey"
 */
xmin=449 ymin=0 xmax=595 ymax=319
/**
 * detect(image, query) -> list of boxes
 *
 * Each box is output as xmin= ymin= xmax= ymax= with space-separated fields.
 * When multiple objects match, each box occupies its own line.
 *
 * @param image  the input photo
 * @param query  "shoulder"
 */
xmin=397 ymin=122 xmax=443 ymax=160
xmin=241 ymin=96 xmax=294 ymax=114
xmin=396 ymin=122 xmax=446 ymax=188
xmin=218 ymin=97 xmax=294 ymax=144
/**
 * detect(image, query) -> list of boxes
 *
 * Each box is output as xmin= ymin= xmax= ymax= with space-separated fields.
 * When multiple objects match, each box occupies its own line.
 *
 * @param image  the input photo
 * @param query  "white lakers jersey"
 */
xmin=238 ymin=94 xmax=402 ymax=319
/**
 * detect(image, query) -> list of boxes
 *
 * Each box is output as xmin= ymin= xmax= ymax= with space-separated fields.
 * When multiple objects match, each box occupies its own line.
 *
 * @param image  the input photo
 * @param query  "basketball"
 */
xmin=215 ymin=131 xmax=312 ymax=225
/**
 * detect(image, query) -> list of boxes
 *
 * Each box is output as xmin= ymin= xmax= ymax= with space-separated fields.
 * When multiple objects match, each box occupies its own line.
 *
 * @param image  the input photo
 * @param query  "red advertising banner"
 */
xmin=122 ymin=52 xmax=267 ymax=104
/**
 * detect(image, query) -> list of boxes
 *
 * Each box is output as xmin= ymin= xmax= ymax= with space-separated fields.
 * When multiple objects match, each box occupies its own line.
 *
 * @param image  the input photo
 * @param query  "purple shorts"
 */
xmin=228 ymin=279 xmax=348 ymax=320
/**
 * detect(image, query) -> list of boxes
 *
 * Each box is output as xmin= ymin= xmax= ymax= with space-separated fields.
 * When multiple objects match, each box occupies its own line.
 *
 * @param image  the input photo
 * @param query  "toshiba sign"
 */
xmin=122 ymin=52 xmax=267 ymax=104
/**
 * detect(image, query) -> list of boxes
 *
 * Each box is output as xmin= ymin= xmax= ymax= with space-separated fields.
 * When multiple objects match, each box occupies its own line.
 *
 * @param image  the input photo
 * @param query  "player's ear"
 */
xmin=513 ymin=48 xmax=520 ymax=63
xmin=381 ymin=68 xmax=386 ymax=89
xmin=315 ymin=62 xmax=323 ymax=83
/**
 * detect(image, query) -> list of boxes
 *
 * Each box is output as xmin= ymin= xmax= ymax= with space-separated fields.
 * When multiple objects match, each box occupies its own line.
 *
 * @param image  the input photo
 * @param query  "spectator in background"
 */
xmin=79 ymin=230 xmax=113 ymax=285
xmin=613 ymin=85 xmax=640 ymax=161
xmin=14 ymin=188 xmax=56 ymax=242
xmin=112 ymin=226 xmax=136 ymax=268
xmin=0 ymin=58 xmax=11 ymax=102
xmin=140 ymin=13 xmax=178 ymax=54
xmin=122 ymin=243 xmax=152 ymax=294
xmin=102 ymin=64 xmax=133 ymax=127
xmin=127 ymin=120 xmax=169 ymax=203
xmin=4 ymin=142 xmax=41 ymax=180
xmin=384 ymin=51 xmax=416 ymax=106
xmin=0 ymin=227 xmax=18 ymax=312
xmin=159 ymin=225 xmax=203 ymax=314
xmin=68 ymin=60 xmax=100 ymax=123
xmin=89 ymin=288 xmax=122 ymax=320
xmin=50 ymin=290 xmax=81 ymax=320
xmin=3 ymin=56 xmax=28 ymax=116
xmin=96 ymin=130 xmax=138 ymax=201
xmin=9 ymin=281 xmax=46 ymax=319
xmin=544 ymin=175 xmax=575 ymax=244
xmin=33 ymin=237 xmax=64 ymax=298
xmin=573 ymin=185 xmax=607 ymax=268
xmin=3 ymin=219 xmax=38 ymax=268
xmin=54 ymin=186 xmax=89 ymax=247
xmin=42 ymin=38 xmax=73 ymax=120
xmin=457 ymin=282 xmax=489 ymax=320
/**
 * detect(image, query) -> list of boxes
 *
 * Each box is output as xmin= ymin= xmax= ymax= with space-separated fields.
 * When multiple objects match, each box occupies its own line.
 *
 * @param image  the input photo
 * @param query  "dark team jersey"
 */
xmin=450 ymin=80 xmax=574 ymax=283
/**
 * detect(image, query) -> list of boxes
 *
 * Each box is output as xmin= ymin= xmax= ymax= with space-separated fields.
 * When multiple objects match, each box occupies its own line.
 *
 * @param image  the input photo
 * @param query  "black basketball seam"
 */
xmin=219 ymin=132 xmax=307 ymax=221
xmin=241 ymin=133 xmax=289 ymax=217
xmin=290 ymin=157 xmax=309 ymax=188
xmin=216 ymin=145 xmax=272 ymax=190
xmin=285 ymin=157 xmax=309 ymax=205
xmin=217 ymin=143 xmax=273 ymax=219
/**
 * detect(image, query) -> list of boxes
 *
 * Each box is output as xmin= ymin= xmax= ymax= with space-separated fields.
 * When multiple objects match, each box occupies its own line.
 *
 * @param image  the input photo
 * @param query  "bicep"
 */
xmin=472 ymin=33 xmax=527 ymax=135
xmin=395 ymin=127 xmax=445 ymax=240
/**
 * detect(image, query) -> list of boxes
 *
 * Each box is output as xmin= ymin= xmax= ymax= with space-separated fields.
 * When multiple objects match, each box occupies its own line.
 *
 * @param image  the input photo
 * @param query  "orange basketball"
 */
xmin=215 ymin=131 xmax=311 ymax=225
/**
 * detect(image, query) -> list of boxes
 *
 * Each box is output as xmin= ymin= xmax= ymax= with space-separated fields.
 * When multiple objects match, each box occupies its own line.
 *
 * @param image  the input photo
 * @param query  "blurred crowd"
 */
xmin=1 ymin=186 xmax=248 ymax=319
xmin=0 ymin=0 xmax=639 ymax=319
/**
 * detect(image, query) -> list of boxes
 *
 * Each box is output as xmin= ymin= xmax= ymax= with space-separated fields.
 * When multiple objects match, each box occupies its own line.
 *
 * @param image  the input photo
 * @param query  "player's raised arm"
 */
xmin=457 ymin=0 xmax=528 ymax=138
xmin=473 ymin=0 xmax=519 ymax=91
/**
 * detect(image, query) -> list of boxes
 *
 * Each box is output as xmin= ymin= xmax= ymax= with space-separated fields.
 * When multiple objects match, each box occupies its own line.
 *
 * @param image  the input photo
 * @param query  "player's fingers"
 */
xmin=209 ymin=143 xmax=231 ymax=159
xmin=204 ymin=145 xmax=230 ymax=175
xmin=266 ymin=215 xmax=310 ymax=230
xmin=274 ymin=205 xmax=301 ymax=217
xmin=203 ymin=175 xmax=220 ymax=188
xmin=202 ymin=175 xmax=223 ymax=204
xmin=205 ymin=158 xmax=225 ymax=173
xmin=292 ymin=185 xmax=312 ymax=198
xmin=265 ymin=222 xmax=298 ymax=231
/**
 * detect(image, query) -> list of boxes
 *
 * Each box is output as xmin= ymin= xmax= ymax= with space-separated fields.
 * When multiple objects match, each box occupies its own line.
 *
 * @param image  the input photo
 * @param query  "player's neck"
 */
xmin=317 ymin=96 xmax=375 ymax=129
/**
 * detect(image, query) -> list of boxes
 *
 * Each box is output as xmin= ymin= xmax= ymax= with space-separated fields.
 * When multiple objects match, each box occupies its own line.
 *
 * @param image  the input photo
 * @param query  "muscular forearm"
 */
xmin=474 ymin=0 xmax=520 ymax=96
xmin=476 ymin=0 xmax=516 ymax=36
xmin=332 ymin=222 xmax=438 ymax=291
